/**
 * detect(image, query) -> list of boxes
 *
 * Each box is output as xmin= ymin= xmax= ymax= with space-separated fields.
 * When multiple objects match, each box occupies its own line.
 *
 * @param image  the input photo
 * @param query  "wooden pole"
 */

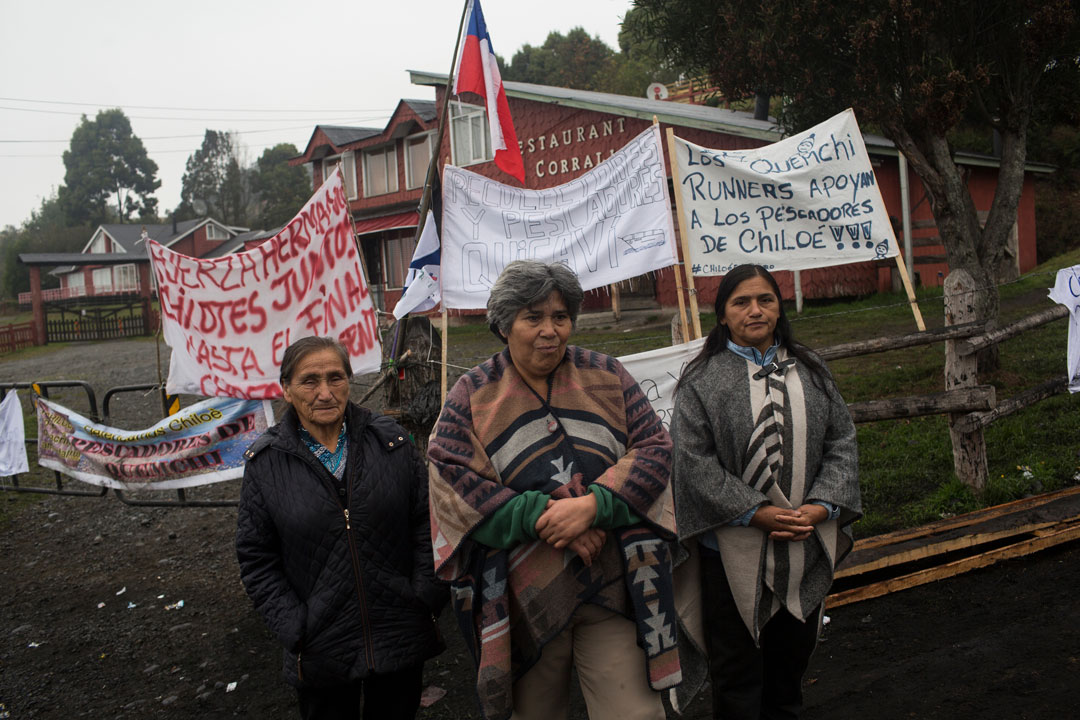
xmin=391 ymin=0 xmax=470 ymax=358
xmin=664 ymin=127 xmax=702 ymax=339
xmin=893 ymin=251 xmax=926 ymax=331
xmin=440 ymin=309 xmax=449 ymax=403
xmin=671 ymin=264 xmax=690 ymax=345
xmin=610 ymin=283 xmax=621 ymax=321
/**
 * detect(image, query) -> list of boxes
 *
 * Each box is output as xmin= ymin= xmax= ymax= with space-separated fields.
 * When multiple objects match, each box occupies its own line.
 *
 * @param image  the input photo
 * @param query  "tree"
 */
xmin=179 ymin=130 xmax=254 ymax=226
xmin=595 ymin=6 xmax=681 ymax=97
xmin=502 ymin=28 xmax=616 ymax=90
xmin=634 ymin=0 xmax=1080 ymax=339
xmin=250 ymin=144 xmax=312 ymax=230
xmin=1 ymin=193 xmax=91 ymax=299
xmin=59 ymin=109 xmax=159 ymax=224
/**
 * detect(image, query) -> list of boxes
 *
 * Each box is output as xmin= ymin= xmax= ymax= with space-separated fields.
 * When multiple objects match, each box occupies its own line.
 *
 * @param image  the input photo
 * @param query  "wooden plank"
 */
xmin=847 ymin=485 xmax=1080 ymax=553
xmin=816 ymin=321 xmax=984 ymax=361
xmin=957 ymin=304 xmax=1069 ymax=355
xmin=835 ymin=520 xmax=1059 ymax=578
xmin=827 ymin=519 xmax=1080 ymax=608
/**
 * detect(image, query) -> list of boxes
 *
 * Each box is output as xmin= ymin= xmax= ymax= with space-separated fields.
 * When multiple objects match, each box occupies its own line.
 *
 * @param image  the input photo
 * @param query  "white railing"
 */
xmin=17 ymin=283 xmax=143 ymax=305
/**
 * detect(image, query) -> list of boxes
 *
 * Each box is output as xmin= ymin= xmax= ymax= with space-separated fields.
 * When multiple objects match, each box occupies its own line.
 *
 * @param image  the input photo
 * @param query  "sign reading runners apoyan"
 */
xmin=672 ymin=109 xmax=899 ymax=275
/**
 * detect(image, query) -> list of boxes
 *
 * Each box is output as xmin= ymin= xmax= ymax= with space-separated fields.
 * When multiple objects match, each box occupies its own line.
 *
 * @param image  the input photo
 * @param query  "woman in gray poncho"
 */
xmin=671 ymin=264 xmax=861 ymax=720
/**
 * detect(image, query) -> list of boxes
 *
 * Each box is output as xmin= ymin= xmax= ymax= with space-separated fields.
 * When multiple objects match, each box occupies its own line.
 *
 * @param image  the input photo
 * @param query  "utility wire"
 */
xmin=0 ymin=95 xmax=395 ymax=114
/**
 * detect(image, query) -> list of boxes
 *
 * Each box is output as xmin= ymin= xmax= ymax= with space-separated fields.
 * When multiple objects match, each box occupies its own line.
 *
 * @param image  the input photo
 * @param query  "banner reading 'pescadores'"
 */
xmin=36 ymin=396 xmax=273 ymax=490
xmin=673 ymin=109 xmax=899 ymax=275
xmin=441 ymin=125 xmax=677 ymax=309
xmin=148 ymin=171 xmax=381 ymax=399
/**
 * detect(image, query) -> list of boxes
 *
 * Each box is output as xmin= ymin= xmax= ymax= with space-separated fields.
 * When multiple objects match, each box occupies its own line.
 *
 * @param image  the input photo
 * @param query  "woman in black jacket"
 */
xmin=237 ymin=336 xmax=446 ymax=720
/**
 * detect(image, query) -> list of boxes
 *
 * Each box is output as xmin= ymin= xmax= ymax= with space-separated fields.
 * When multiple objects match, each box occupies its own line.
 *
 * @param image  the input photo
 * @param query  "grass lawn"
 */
xmin=444 ymin=248 xmax=1080 ymax=538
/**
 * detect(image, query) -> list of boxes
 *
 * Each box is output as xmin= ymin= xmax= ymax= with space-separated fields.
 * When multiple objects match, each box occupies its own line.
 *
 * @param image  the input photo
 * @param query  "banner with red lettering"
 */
xmin=35 ymin=396 xmax=273 ymax=490
xmin=148 ymin=171 xmax=381 ymax=398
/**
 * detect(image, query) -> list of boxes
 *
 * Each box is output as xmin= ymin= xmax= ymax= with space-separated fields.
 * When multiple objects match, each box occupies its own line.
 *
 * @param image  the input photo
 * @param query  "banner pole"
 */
xmin=656 ymin=117 xmax=690 ymax=343
xmin=440 ymin=308 xmax=449 ymax=404
xmin=665 ymin=127 xmax=703 ymax=340
xmin=392 ymin=0 xmax=470 ymax=361
xmin=893 ymin=251 xmax=926 ymax=331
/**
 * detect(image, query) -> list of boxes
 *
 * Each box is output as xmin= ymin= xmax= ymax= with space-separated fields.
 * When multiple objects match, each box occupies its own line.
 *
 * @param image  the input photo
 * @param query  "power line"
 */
xmin=0 ymin=95 xmax=394 ymax=115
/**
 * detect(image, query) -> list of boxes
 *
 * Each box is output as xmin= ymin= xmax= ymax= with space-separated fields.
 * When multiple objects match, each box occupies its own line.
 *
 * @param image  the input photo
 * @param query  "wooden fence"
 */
xmin=821 ymin=268 xmax=1070 ymax=491
xmin=0 ymin=322 xmax=35 ymax=354
xmin=46 ymin=313 xmax=147 ymax=342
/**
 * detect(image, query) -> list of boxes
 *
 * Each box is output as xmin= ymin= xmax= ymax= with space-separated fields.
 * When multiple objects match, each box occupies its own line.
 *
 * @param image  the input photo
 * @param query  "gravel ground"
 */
xmin=2 ymin=337 xmax=1078 ymax=718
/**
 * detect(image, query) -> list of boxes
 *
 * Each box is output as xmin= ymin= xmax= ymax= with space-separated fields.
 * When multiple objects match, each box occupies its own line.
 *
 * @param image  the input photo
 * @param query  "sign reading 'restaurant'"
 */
xmin=148 ymin=172 xmax=381 ymax=399
xmin=672 ymin=109 xmax=899 ymax=275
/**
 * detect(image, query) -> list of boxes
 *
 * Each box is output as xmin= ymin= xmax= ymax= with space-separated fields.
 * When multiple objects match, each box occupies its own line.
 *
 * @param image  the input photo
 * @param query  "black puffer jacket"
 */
xmin=236 ymin=402 xmax=446 ymax=688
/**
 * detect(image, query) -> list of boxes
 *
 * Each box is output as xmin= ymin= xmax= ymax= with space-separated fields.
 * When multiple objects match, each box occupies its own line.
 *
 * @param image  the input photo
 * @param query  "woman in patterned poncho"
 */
xmin=427 ymin=260 xmax=682 ymax=720
xmin=671 ymin=264 xmax=861 ymax=720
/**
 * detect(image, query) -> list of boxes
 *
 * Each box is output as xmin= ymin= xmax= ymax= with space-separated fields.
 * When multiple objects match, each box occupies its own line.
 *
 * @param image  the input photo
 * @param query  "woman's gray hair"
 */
xmin=486 ymin=260 xmax=584 ymax=339
xmin=279 ymin=336 xmax=353 ymax=386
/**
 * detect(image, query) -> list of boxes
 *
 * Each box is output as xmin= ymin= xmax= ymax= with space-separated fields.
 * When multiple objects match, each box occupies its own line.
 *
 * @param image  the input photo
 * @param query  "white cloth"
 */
xmin=0 ymin=390 xmax=30 ymax=476
xmin=392 ymin=211 xmax=441 ymax=319
xmin=1048 ymin=264 xmax=1080 ymax=393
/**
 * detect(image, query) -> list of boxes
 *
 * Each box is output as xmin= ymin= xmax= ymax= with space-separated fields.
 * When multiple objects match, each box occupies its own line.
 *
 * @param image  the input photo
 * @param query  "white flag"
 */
xmin=393 ymin=211 xmax=442 ymax=319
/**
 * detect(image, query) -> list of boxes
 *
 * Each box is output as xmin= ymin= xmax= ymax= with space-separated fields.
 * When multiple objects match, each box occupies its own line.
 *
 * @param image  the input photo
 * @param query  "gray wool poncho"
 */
xmin=670 ymin=346 xmax=861 ymax=653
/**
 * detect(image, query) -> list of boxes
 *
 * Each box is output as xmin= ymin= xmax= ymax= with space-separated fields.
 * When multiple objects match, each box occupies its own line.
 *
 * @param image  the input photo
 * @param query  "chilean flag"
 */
xmin=452 ymin=0 xmax=525 ymax=183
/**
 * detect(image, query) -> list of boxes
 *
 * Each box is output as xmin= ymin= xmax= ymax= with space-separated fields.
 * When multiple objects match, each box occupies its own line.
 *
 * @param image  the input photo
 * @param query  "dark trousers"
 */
xmin=296 ymin=663 xmax=423 ymax=720
xmin=699 ymin=548 xmax=820 ymax=720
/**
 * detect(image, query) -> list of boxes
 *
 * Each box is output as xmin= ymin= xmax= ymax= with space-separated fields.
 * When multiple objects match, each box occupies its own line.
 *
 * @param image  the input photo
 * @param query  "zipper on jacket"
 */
xmin=276 ymin=443 xmax=376 ymax=672
xmin=297 ymin=651 xmax=303 ymax=682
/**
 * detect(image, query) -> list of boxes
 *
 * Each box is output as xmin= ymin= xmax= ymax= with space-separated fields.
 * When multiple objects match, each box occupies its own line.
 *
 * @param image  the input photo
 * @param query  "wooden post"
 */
xmin=944 ymin=269 xmax=988 ymax=491
xmin=28 ymin=266 xmax=46 ymax=346
xmin=610 ymin=283 xmax=621 ymax=321
xmin=664 ymin=127 xmax=702 ymax=339
xmin=440 ymin=308 xmax=449 ymax=404
xmin=671 ymin=264 xmax=690 ymax=345
xmin=894 ymin=251 xmax=926 ymax=331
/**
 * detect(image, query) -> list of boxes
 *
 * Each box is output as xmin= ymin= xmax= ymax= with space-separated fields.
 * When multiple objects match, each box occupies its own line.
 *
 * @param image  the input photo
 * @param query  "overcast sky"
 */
xmin=0 ymin=0 xmax=635 ymax=230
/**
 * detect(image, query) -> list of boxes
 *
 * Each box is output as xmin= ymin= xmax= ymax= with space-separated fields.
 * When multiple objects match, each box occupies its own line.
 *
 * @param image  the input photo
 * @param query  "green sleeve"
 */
xmin=470 ymin=490 xmax=551 ymax=549
xmin=589 ymin=484 xmax=642 ymax=529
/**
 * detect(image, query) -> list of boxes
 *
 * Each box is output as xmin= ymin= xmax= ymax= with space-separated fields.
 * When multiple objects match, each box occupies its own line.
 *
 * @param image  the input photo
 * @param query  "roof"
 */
xmin=318 ymin=126 xmax=384 ymax=148
xmin=200 ymin=227 xmax=283 ymax=258
xmin=403 ymin=98 xmax=437 ymax=123
xmin=20 ymin=253 xmax=149 ymax=267
xmin=91 ymin=218 xmax=206 ymax=256
xmin=407 ymin=70 xmax=1057 ymax=173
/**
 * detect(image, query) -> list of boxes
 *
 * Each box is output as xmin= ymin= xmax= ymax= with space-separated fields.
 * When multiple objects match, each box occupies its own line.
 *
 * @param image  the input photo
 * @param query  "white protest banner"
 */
xmin=616 ymin=338 xmax=705 ymax=429
xmin=1048 ymin=264 xmax=1080 ymax=393
xmin=441 ymin=125 xmax=677 ymax=309
xmin=35 ymin=396 xmax=273 ymax=490
xmin=149 ymin=171 xmax=381 ymax=398
xmin=672 ymin=109 xmax=899 ymax=275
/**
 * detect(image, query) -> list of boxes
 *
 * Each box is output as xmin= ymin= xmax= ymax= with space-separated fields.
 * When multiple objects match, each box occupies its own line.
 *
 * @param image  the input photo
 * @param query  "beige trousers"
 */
xmin=509 ymin=603 xmax=666 ymax=720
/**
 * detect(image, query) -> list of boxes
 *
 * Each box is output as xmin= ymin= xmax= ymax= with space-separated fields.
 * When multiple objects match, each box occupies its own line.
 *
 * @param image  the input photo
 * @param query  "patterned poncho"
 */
xmin=428 ymin=346 xmax=682 ymax=720
xmin=671 ymin=347 xmax=860 ymax=649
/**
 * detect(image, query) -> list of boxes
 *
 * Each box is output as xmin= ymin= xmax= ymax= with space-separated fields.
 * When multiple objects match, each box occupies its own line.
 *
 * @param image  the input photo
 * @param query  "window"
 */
xmin=90 ymin=232 xmax=107 ymax=254
xmin=405 ymin=132 xmax=435 ymax=190
xmin=383 ymin=230 xmax=418 ymax=289
xmin=363 ymin=145 xmax=399 ymax=197
xmin=322 ymin=152 xmax=357 ymax=199
xmin=450 ymin=102 xmax=493 ymax=166
xmin=206 ymin=223 xmax=227 ymax=241
xmin=67 ymin=271 xmax=85 ymax=289
xmin=92 ymin=267 xmax=113 ymax=293
xmin=115 ymin=264 xmax=137 ymax=291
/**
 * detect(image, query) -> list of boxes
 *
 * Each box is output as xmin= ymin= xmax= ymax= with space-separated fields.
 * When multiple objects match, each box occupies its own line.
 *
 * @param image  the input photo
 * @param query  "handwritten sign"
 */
xmin=148 ymin=172 xmax=381 ymax=398
xmin=1048 ymin=264 xmax=1080 ymax=393
xmin=35 ymin=396 xmax=273 ymax=490
xmin=672 ymin=109 xmax=899 ymax=275
xmin=617 ymin=338 xmax=706 ymax=429
xmin=441 ymin=125 xmax=677 ymax=309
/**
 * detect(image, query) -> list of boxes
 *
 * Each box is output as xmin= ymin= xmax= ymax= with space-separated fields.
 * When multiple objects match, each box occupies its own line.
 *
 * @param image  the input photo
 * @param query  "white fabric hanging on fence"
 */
xmin=0 ymin=390 xmax=30 ymax=476
xmin=1048 ymin=265 xmax=1080 ymax=393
